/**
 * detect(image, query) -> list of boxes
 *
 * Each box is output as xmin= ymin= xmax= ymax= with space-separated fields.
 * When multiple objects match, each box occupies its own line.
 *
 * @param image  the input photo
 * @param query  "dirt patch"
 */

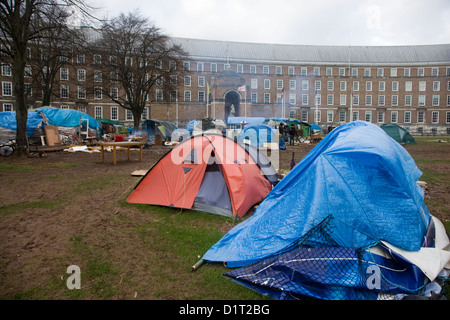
xmin=0 ymin=138 xmax=448 ymax=299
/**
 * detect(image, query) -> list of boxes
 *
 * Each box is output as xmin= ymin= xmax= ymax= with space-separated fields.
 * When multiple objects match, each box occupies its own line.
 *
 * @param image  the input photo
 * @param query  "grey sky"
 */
xmin=93 ymin=0 xmax=450 ymax=46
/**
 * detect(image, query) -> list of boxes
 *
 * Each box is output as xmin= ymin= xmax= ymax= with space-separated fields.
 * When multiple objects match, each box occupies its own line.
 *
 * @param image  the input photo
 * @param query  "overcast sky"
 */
xmin=92 ymin=0 xmax=450 ymax=46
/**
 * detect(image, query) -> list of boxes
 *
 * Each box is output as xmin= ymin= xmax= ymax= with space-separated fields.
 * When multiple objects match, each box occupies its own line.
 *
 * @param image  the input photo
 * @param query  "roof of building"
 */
xmin=171 ymin=37 xmax=450 ymax=66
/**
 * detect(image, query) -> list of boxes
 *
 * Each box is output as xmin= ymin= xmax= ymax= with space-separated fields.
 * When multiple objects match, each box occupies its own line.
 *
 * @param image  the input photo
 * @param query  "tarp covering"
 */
xmin=380 ymin=123 xmax=416 ymax=145
xmin=227 ymin=117 xmax=266 ymax=126
xmin=35 ymin=107 xmax=101 ymax=130
xmin=0 ymin=111 xmax=44 ymax=137
xmin=202 ymin=121 xmax=431 ymax=268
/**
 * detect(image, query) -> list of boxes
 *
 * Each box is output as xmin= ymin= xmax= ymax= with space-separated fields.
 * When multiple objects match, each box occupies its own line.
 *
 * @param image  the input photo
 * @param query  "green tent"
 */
xmin=380 ymin=123 xmax=416 ymax=145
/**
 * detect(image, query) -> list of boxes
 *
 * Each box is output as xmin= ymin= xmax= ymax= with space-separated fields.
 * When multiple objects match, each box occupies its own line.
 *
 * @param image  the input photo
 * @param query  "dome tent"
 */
xmin=127 ymin=134 xmax=274 ymax=218
xmin=380 ymin=123 xmax=416 ymax=145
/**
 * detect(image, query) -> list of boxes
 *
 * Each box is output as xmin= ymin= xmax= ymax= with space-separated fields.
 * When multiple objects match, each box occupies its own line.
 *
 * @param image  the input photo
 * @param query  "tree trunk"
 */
xmin=132 ymin=109 xmax=141 ymax=132
xmin=13 ymin=51 xmax=29 ymax=156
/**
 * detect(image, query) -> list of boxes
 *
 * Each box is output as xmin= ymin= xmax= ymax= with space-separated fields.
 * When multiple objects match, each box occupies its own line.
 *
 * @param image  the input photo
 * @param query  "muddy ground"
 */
xmin=0 ymin=137 xmax=449 ymax=299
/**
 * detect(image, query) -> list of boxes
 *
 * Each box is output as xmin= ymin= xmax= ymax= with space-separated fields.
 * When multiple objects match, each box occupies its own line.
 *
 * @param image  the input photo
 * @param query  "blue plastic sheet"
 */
xmin=202 ymin=121 xmax=431 ymax=268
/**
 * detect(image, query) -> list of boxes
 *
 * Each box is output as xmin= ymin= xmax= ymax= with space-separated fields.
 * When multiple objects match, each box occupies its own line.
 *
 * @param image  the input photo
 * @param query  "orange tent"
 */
xmin=126 ymin=134 xmax=273 ymax=218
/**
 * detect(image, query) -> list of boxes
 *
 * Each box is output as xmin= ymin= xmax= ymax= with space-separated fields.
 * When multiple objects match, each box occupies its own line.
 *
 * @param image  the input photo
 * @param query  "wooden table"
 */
xmin=99 ymin=141 xmax=144 ymax=165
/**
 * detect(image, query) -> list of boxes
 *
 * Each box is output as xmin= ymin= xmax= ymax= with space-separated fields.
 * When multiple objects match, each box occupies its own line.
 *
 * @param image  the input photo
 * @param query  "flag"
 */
xmin=238 ymin=85 xmax=246 ymax=92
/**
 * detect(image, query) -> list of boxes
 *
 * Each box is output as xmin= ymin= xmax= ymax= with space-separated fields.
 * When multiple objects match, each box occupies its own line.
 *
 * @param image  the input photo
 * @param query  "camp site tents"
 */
xmin=309 ymin=123 xmax=322 ymax=134
xmin=201 ymin=121 xmax=450 ymax=300
xmin=237 ymin=123 xmax=278 ymax=149
xmin=380 ymin=123 xmax=416 ymax=145
xmin=126 ymin=134 xmax=274 ymax=218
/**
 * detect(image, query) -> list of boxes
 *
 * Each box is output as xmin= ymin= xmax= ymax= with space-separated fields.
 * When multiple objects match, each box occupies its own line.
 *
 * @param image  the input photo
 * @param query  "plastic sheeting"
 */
xmin=35 ymin=107 xmax=101 ymax=130
xmin=202 ymin=121 xmax=431 ymax=268
xmin=237 ymin=124 xmax=277 ymax=148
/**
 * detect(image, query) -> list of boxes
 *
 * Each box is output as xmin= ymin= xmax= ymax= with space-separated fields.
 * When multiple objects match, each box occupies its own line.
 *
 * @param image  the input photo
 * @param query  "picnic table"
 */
xmin=99 ymin=141 xmax=144 ymax=165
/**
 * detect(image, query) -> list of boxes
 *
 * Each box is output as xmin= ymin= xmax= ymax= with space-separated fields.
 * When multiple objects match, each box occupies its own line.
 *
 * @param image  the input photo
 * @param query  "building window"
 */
xmin=3 ymin=103 xmax=13 ymax=111
xmin=340 ymin=81 xmax=346 ymax=91
xmin=364 ymin=68 xmax=371 ymax=77
xmin=339 ymin=111 xmax=346 ymax=122
xmin=378 ymin=111 xmax=385 ymax=123
xmin=94 ymin=70 xmax=102 ymax=82
xmin=404 ymin=111 xmax=411 ymax=123
xmin=327 ymin=110 xmax=333 ymax=122
xmin=405 ymin=81 xmax=412 ymax=92
xmin=126 ymin=110 xmax=133 ymax=121
xmin=327 ymin=94 xmax=334 ymax=105
xmin=353 ymin=94 xmax=359 ymax=105
xmin=94 ymin=106 xmax=102 ymax=119
xmin=184 ymin=91 xmax=191 ymax=102
xmin=432 ymin=95 xmax=440 ymax=106
xmin=378 ymin=95 xmax=385 ymax=106
xmin=250 ymin=65 xmax=256 ymax=74
xmin=418 ymin=68 xmax=424 ymax=77
xmin=198 ymin=76 xmax=205 ymax=87
xmin=289 ymin=94 xmax=296 ymax=105
xmin=110 ymin=87 xmax=118 ymax=100
xmin=404 ymin=68 xmax=410 ymax=77
xmin=184 ymin=76 xmax=191 ymax=86
xmin=352 ymin=111 xmax=359 ymax=121
xmin=392 ymin=81 xmax=398 ymax=91
xmin=377 ymin=68 xmax=384 ymax=77
xmin=251 ymin=79 xmax=258 ymax=89
xmin=351 ymin=68 xmax=358 ymax=77
xmin=288 ymin=66 xmax=295 ymax=76
xmin=418 ymin=95 xmax=426 ymax=106
xmin=405 ymin=95 xmax=412 ymax=106
xmin=327 ymin=81 xmax=334 ymax=91
xmin=379 ymin=81 xmax=385 ymax=91
xmin=302 ymin=80 xmax=308 ymax=91
xmin=183 ymin=61 xmax=190 ymax=71
xmin=78 ymin=69 xmax=86 ymax=81
xmin=263 ymin=66 xmax=269 ymax=74
xmin=365 ymin=111 xmax=372 ymax=122
xmin=302 ymin=94 xmax=308 ymax=105
xmin=339 ymin=68 xmax=345 ymax=77
xmin=432 ymin=111 xmax=439 ymax=123
xmin=419 ymin=81 xmax=426 ymax=91
xmin=340 ymin=95 xmax=346 ymax=106
xmin=277 ymin=80 xmax=283 ymax=90
xmin=301 ymin=67 xmax=307 ymax=76
xmin=93 ymin=54 xmax=101 ymax=65
xmin=2 ymin=81 xmax=12 ymax=96
xmin=60 ymin=68 xmax=69 ymax=81
xmin=197 ymin=62 xmax=204 ymax=72
xmin=198 ymin=91 xmax=205 ymax=102
xmin=111 ymin=106 xmax=118 ymax=121
xmin=392 ymin=95 xmax=398 ymax=106
xmin=78 ymin=86 xmax=86 ymax=100
xmin=366 ymin=81 xmax=372 ymax=91
xmin=76 ymin=54 xmax=85 ymax=64
xmin=433 ymin=81 xmax=440 ymax=91
xmin=264 ymin=93 xmax=270 ymax=104
xmin=211 ymin=63 xmax=217 ymax=73
xmin=418 ymin=111 xmax=425 ymax=123
xmin=251 ymin=93 xmax=257 ymax=103
xmin=353 ymin=81 xmax=359 ymax=91
xmin=264 ymin=79 xmax=270 ymax=89
xmin=276 ymin=66 xmax=282 ymax=75
xmin=446 ymin=111 xmax=450 ymax=123
xmin=391 ymin=111 xmax=398 ymax=123
xmin=289 ymin=80 xmax=296 ymax=90
xmin=60 ymin=85 xmax=69 ymax=98
xmin=1 ymin=63 xmax=11 ymax=76
xmin=313 ymin=67 xmax=320 ymax=76
xmin=432 ymin=67 xmax=439 ymax=77
xmin=94 ymin=87 xmax=102 ymax=100
xmin=326 ymin=67 xmax=332 ymax=76
xmin=390 ymin=68 xmax=397 ymax=77
xmin=365 ymin=95 xmax=372 ymax=106
xmin=315 ymin=81 xmax=321 ymax=91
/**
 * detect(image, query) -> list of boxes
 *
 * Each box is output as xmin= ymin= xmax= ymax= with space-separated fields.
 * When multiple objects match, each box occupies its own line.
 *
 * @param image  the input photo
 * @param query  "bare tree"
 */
xmin=97 ymin=11 xmax=186 ymax=130
xmin=0 ymin=0 xmax=97 ymax=155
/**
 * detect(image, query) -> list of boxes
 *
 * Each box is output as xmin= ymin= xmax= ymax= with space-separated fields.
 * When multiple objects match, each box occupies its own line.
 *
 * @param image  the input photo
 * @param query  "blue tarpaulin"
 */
xmin=0 ymin=111 xmax=44 ymax=136
xmin=202 ymin=121 xmax=431 ymax=268
xmin=35 ymin=107 xmax=101 ymax=130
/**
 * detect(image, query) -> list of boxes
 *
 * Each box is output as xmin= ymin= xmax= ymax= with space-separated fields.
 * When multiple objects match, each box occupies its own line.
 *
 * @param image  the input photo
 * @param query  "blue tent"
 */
xmin=203 ymin=121 xmax=431 ymax=266
xmin=237 ymin=123 xmax=277 ymax=148
xmin=201 ymin=121 xmax=449 ymax=299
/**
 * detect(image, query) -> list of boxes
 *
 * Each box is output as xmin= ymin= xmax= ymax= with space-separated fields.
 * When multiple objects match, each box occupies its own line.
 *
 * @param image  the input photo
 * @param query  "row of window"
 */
xmin=311 ymin=110 xmax=448 ymax=125
xmin=186 ymin=61 xmax=450 ymax=78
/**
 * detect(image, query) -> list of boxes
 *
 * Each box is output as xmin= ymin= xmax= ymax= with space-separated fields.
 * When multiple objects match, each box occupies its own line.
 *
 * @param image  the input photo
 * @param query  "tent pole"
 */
xmin=191 ymin=259 xmax=204 ymax=272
